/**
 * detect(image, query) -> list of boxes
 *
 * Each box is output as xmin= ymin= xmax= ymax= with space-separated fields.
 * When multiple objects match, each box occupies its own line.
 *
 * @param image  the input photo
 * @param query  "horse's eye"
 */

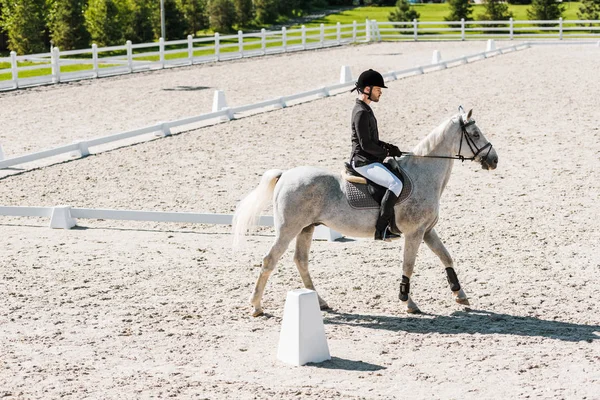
xmin=472 ymin=132 xmax=480 ymax=139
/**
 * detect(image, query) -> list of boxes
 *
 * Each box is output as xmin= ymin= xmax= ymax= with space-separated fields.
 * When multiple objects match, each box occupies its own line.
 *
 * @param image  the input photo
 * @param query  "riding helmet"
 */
xmin=355 ymin=69 xmax=388 ymax=92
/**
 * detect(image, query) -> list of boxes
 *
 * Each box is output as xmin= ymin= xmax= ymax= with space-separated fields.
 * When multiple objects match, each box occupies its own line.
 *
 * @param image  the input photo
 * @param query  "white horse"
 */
xmin=233 ymin=109 xmax=498 ymax=316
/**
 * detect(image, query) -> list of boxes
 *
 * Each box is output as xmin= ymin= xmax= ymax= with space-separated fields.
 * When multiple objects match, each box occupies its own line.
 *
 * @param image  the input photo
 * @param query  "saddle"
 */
xmin=341 ymin=158 xmax=413 ymax=210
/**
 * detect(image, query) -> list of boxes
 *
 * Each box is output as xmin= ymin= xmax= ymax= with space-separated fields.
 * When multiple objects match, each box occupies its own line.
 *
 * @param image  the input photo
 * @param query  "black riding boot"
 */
xmin=375 ymin=190 xmax=401 ymax=241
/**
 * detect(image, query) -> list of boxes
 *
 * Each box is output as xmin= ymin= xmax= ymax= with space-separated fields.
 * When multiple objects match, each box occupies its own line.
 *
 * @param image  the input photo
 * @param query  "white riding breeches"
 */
xmin=352 ymin=161 xmax=403 ymax=197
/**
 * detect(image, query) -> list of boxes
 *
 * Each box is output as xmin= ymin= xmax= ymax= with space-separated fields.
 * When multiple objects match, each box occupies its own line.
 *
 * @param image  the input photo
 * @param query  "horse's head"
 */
xmin=457 ymin=109 xmax=498 ymax=170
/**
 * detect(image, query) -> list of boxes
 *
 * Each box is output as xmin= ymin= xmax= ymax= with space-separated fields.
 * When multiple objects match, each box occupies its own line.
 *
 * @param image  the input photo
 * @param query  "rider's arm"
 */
xmin=354 ymin=111 xmax=388 ymax=158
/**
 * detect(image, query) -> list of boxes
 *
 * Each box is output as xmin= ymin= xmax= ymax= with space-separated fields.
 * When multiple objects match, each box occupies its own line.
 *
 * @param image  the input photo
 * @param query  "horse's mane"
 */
xmin=412 ymin=115 xmax=458 ymax=156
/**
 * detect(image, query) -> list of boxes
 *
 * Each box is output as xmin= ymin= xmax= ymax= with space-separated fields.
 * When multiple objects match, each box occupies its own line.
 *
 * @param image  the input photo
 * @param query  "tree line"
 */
xmin=389 ymin=0 xmax=600 ymax=26
xmin=0 ymin=0 xmax=356 ymax=54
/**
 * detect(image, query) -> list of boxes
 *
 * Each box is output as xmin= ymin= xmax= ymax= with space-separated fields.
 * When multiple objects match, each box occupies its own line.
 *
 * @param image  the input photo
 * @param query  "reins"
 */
xmin=402 ymin=115 xmax=493 ymax=163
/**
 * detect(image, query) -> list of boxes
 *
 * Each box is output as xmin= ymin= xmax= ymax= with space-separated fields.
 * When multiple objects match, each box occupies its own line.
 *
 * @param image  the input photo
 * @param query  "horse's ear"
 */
xmin=467 ymin=109 xmax=473 ymax=120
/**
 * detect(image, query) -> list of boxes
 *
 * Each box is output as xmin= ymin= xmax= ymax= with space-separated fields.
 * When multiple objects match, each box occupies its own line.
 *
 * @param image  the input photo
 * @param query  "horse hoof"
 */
xmin=251 ymin=307 xmax=264 ymax=317
xmin=407 ymin=307 xmax=422 ymax=314
xmin=456 ymin=297 xmax=470 ymax=306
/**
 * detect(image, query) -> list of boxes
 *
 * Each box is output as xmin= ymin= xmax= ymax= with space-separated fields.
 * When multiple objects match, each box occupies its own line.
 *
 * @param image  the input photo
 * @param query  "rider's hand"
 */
xmin=388 ymin=145 xmax=403 ymax=157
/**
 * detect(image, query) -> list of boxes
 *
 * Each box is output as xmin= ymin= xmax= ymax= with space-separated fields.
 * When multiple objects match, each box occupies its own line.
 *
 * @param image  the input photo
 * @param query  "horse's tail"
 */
xmin=232 ymin=169 xmax=284 ymax=249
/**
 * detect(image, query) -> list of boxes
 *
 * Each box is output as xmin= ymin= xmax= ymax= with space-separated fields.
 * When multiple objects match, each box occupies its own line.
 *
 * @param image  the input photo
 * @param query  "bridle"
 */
xmin=405 ymin=114 xmax=494 ymax=164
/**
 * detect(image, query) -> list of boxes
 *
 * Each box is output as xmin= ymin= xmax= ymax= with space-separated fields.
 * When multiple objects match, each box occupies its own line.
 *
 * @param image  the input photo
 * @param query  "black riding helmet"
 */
xmin=351 ymin=69 xmax=388 ymax=100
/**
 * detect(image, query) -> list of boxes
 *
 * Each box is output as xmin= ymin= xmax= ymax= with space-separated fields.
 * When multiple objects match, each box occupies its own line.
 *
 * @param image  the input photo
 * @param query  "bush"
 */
xmin=578 ymin=0 xmax=600 ymax=20
xmin=445 ymin=0 xmax=473 ymax=22
xmin=207 ymin=0 xmax=236 ymax=32
xmin=526 ymin=0 xmax=565 ymax=21
xmin=85 ymin=0 xmax=135 ymax=46
xmin=254 ymin=0 xmax=279 ymax=25
xmin=234 ymin=0 xmax=253 ymax=25
xmin=388 ymin=0 xmax=419 ymax=22
xmin=478 ymin=0 xmax=513 ymax=22
xmin=0 ymin=0 xmax=48 ymax=54
xmin=47 ymin=0 xmax=90 ymax=50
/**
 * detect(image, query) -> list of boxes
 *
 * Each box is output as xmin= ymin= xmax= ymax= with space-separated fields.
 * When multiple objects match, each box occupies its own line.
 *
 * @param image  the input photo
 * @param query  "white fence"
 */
xmin=1 ymin=19 xmax=599 ymax=92
xmin=0 ymin=42 xmax=530 ymax=172
xmin=0 ymin=22 xmax=367 ymax=91
xmin=0 ymin=205 xmax=342 ymax=241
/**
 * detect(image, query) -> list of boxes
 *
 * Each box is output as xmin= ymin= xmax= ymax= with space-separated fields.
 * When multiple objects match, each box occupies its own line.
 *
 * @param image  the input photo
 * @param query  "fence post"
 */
xmin=301 ymin=25 xmax=306 ymax=49
xmin=159 ymin=37 xmax=165 ymax=68
xmin=509 ymin=18 xmax=514 ymax=40
xmin=238 ymin=30 xmax=244 ymax=57
xmin=320 ymin=24 xmax=325 ymax=47
xmin=282 ymin=27 xmax=287 ymax=52
xmin=215 ymin=33 xmax=220 ymax=61
xmin=336 ymin=22 xmax=341 ymax=44
xmin=187 ymin=35 xmax=194 ymax=63
xmin=559 ymin=17 xmax=563 ymax=40
xmin=126 ymin=40 xmax=133 ymax=73
xmin=92 ymin=44 xmax=99 ymax=78
xmin=352 ymin=21 xmax=357 ymax=43
xmin=366 ymin=19 xmax=371 ymax=42
xmin=413 ymin=19 xmax=418 ymax=41
xmin=10 ymin=51 xmax=18 ymax=89
xmin=51 ymin=47 xmax=61 ymax=84
xmin=461 ymin=18 xmax=465 ymax=41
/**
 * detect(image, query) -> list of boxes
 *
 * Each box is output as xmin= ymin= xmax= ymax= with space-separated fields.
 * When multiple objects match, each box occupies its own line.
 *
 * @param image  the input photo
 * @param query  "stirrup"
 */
xmin=375 ymin=226 xmax=402 ymax=242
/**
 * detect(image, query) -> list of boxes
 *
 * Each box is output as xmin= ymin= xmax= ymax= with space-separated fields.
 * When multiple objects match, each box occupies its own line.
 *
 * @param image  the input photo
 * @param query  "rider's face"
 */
xmin=367 ymin=86 xmax=382 ymax=102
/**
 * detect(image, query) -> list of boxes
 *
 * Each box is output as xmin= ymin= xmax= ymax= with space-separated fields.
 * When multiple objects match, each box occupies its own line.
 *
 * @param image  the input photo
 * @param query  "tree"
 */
xmin=0 ymin=5 xmax=8 ymax=52
xmin=161 ymin=0 xmax=188 ymax=39
xmin=47 ymin=0 xmax=90 ymax=50
xmin=131 ymin=0 xmax=155 ymax=43
xmin=0 ymin=0 xmax=48 ymax=54
xmin=84 ymin=0 xmax=134 ymax=46
xmin=445 ymin=0 xmax=473 ymax=22
xmin=179 ymin=0 xmax=208 ymax=35
xmin=527 ymin=0 xmax=565 ymax=21
xmin=578 ymin=0 xmax=600 ymax=20
xmin=233 ymin=0 xmax=253 ymax=26
xmin=207 ymin=0 xmax=236 ymax=32
xmin=388 ymin=0 xmax=420 ymax=22
xmin=478 ymin=0 xmax=513 ymax=22
xmin=254 ymin=0 xmax=279 ymax=25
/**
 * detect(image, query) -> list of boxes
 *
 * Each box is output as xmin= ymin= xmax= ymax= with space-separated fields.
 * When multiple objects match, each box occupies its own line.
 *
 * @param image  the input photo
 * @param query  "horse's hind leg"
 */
xmin=400 ymin=232 xmax=425 ymax=314
xmin=423 ymin=228 xmax=470 ymax=306
xmin=250 ymin=227 xmax=298 ymax=317
xmin=294 ymin=225 xmax=329 ymax=310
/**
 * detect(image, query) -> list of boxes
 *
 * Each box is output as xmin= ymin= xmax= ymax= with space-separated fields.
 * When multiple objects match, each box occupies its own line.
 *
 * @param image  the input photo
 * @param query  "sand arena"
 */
xmin=1 ymin=41 xmax=599 ymax=398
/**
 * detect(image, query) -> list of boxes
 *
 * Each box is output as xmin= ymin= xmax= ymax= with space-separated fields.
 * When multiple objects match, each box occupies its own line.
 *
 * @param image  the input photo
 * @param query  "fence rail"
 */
xmin=1 ymin=19 xmax=599 ymax=91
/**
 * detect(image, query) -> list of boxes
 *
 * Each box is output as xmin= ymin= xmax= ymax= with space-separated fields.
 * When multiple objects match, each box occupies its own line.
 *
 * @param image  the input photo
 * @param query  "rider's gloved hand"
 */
xmin=388 ymin=145 xmax=403 ymax=157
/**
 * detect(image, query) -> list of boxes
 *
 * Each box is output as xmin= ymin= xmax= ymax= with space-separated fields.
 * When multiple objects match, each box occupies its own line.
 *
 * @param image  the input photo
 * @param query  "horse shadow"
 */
xmin=323 ymin=309 xmax=600 ymax=343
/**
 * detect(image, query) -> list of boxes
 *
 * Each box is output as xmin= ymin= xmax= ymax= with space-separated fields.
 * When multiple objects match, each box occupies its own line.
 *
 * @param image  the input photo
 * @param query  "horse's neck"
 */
xmin=422 ymin=122 xmax=461 ymax=193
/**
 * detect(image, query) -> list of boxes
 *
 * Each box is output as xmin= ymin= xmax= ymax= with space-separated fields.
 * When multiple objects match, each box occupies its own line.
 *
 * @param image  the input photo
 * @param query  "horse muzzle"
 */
xmin=481 ymin=147 xmax=498 ymax=170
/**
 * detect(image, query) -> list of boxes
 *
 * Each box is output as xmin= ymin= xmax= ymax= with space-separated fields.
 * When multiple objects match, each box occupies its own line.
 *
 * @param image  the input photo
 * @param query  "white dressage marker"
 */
xmin=339 ymin=65 xmax=353 ymax=84
xmin=487 ymin=39 xmax=496 ymax=52
xmin=431 ymin=50 xmax=442 ymax=64
xmin=277 ymin=289 xmax=331 ymax=366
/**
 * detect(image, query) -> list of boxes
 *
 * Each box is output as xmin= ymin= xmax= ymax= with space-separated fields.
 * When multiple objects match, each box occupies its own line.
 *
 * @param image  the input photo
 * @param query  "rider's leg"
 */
xmin=352 ymin=162 xmax=403 ymax=241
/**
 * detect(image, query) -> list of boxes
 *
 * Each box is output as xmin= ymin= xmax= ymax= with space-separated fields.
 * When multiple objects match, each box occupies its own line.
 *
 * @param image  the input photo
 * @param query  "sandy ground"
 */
xmin=1 ymin=43 xmax=600 ymax=399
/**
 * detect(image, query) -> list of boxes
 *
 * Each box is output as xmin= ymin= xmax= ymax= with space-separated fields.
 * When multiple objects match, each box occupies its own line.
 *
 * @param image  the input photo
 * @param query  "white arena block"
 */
xmin=431 ymin=50 xmax=442 ymax=64
xmin=486 ymin=39 xmax=496 ymax=52
xmin=212 ymin=90 xmax=228 ymax=112
xmin=70 ymin=141 xmax=90 ymax=158
xmin=50 ymin=206 xmax=77 ymax=229
xmin=0 ymin=144 xmax=4 ymax=161
xmin=339 ymin=65 xmax=353 ymax=84
xmin=277 ymin=289 xmax=331 ymax=366
xmin=313 ymin=225 xmax=343 ymax=242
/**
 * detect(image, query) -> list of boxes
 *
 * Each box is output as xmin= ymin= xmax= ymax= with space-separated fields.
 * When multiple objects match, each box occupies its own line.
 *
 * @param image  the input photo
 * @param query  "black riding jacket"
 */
xmin=350 ymin=99 xmax=390 ymax=167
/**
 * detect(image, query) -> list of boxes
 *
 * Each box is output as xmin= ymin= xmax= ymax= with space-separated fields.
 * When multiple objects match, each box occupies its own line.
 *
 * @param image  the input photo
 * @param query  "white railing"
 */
xmin=0 ymin=43 xmax=530 ymax=171
xmin=0 ymin=205 xmax=342 ymax=241
xmin=0 ymin=21 xmax=369 ymax=91
xmin=1 ymin=19 xmax=598 ymax=92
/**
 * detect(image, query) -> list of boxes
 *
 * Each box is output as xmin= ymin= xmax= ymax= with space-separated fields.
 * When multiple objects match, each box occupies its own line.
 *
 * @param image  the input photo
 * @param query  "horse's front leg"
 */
xmin=423 ymin=228 xmax=470 ymax=306
xmin=400 ymin=232 xmax=425 ymax=314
